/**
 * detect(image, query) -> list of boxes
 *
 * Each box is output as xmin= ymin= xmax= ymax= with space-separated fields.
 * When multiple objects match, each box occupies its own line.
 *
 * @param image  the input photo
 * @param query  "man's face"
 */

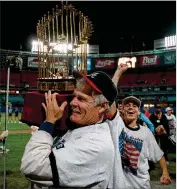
xmin=155 ymin=107 xmax=161 ymax=114
xmin=118 ymin=104 xmax=123 ymax=113
xmin=167 ymin=110 xmax=172 ymax=115
xmin=70 ymin=89 xmax=102 ymax=126
xmin=123 ymin=102 xmax=139 ymax=122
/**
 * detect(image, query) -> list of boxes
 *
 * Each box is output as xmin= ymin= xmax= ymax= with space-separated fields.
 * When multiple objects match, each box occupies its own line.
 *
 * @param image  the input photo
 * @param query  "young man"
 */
xmin=107 ymin=63 xmax=171 ymax=189
xmin=21 ymin=71 xmax=117 ymax=189
xmin=120 ymin=96 xmax=171 ymax=188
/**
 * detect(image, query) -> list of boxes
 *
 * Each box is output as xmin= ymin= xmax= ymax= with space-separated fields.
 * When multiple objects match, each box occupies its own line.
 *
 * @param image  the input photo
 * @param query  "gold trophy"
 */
xmin=21 ymin=2 xmax=93 ymax=131
xmin=36 ymin=2 xmax=93 ymax=92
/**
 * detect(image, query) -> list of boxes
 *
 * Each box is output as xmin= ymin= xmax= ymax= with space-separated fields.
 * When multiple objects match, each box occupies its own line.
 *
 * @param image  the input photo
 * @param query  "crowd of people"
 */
xmin=19 ymin=61 xmax=175 ymax=189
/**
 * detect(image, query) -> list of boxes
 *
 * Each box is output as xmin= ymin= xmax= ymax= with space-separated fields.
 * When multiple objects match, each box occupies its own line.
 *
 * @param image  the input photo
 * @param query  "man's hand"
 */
xmin=0 ymin=130 xmax=8 ymax=140
xmin=156 ymin=125 xmax=166 ymax=135
xmin=42 ymin=90 xmax=68 ymax=124
xmin=160 ymin=174 xmax=171 ymax=185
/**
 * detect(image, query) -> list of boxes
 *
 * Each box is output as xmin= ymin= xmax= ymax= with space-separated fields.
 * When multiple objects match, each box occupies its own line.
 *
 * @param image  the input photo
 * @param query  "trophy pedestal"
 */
xmin=21 ymin=92 xmax=73 ymax=132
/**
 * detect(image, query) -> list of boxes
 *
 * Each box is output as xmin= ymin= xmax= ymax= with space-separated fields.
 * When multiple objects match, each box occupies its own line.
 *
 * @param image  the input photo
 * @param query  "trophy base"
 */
xmin=37 ymin=78 xmax=76 ymax=92
xmin=21 ymin=91 xmax=73 ymax=133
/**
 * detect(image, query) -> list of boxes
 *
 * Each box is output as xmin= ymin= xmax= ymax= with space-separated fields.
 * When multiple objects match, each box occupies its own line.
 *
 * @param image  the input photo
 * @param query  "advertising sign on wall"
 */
xmin=139 ymin=55 xmax=160 ymax=66
xmin=164 ymin=53 xmax=176 ymax=65
xmin=27 ymin=57 xmax=69 ymax=68
xmin=28 ymin=57 xmax=38 ymax=68
xmin=95 ymin=58 xmax=115 ymax=69
xmin=73 ymin=58 xmax=92 ymax=71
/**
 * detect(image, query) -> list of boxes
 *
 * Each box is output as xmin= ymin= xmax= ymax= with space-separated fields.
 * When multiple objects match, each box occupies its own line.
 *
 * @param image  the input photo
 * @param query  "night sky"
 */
xmin=1 ymin=1 xmax=176 ymax=53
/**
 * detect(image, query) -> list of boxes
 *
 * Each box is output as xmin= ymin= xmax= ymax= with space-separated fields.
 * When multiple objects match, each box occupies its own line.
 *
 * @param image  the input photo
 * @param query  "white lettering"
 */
xmin=142 ymin=56 xmax=157 ymax=65
xmin=96 ymin=60 xmax=114 ymax=68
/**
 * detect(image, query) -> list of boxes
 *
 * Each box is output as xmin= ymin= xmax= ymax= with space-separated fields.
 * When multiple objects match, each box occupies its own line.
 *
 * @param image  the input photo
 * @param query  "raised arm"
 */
xmin=112 ymin=63 xmax=128 ymax=86
xmin=107 ymin=63 xmax=128 ymax=117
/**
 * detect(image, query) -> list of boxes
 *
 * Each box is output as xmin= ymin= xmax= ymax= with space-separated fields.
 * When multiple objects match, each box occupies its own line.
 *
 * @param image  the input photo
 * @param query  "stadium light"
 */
xmin=165 ymin=35 xmax=176 ymax=48
xmin=31 ymin=40 xmax=74 ymax=53
xmin=31 ymin=40 xmax=89 ymax=54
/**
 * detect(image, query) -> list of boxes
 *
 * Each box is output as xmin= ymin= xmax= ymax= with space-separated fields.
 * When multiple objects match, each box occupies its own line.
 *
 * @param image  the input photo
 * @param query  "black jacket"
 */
xmin=149 ymin=113 xmax=169 ymax=135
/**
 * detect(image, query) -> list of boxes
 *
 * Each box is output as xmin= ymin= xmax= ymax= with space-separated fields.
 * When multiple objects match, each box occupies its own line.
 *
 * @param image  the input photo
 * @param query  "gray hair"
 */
xmin=76 ymin=78 xmax=110 ymax=110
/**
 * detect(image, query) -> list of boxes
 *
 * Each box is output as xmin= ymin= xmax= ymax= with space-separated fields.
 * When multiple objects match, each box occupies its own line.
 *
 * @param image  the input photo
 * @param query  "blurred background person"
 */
xmin=8 ymin=104 xmax=13 ymax=123
xmin=149 ymin=104 xmax=169 ymax=163
xmin=144 ymin=106 xmax=150 ymax=119
xmin=165 ymin=107 xmax=176 ymax=136
xmin=138 ymin=110 xmax=155 ymax=134
xmin=116 ymin=99 xmax=124 ymax=118
xmin=14 ymin=107 xmax=20 ymax=123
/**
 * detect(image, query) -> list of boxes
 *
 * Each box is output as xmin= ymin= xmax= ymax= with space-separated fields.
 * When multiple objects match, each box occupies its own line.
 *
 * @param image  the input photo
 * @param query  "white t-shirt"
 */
xmin=120 ymin=122 xmax=163 ymax=189
xmin=107 ymin=110 xmax=164 ymax=189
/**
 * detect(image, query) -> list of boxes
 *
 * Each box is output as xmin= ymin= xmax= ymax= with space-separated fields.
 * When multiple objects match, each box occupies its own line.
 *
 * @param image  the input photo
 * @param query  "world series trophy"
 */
xmin=21 ymin=2 xmax=93 ymax=133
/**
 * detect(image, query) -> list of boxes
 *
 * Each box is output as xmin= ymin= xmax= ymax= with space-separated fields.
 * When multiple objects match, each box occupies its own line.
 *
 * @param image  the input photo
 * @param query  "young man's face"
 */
xmin=70 ymin=89 xmax=103 ymax=126
xmin=123 ymin=102 xmax=139 ymax=122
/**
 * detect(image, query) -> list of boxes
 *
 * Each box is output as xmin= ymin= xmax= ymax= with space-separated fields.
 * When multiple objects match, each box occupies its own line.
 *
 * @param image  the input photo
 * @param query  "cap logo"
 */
xmin=89 ymin=72 xmax=99 ymax=78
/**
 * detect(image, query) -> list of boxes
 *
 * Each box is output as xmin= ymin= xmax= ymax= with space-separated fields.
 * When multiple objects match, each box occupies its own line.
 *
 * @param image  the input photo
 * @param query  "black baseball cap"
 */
xmin=73 ymin=71 xmax=118 ymax=105
xmin=122 ymin=96 xmax=141 ymax=108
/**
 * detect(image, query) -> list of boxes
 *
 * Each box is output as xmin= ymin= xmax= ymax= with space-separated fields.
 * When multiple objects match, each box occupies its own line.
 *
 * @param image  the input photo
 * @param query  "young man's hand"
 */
xmin=160 ymin=174 xmax=171 ymax=185
xmin=42 ymin=90 xmax=68 ymax=124
xmin=118 ymin=63 xmax=129 ymax=74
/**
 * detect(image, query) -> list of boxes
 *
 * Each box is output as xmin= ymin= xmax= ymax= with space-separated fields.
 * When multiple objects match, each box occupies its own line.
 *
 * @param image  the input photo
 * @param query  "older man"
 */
xmin=21 ymin=71 xmax=117 ymax=189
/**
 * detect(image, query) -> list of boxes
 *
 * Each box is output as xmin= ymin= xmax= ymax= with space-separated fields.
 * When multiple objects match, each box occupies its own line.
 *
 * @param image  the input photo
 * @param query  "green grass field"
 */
xmin=0 ymin=113 xmax=30 ymax=131
xmin=0 ymin=134 xmax=31 ymax=189
xmin=0 ymin=115 xmax=176 ymax=189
